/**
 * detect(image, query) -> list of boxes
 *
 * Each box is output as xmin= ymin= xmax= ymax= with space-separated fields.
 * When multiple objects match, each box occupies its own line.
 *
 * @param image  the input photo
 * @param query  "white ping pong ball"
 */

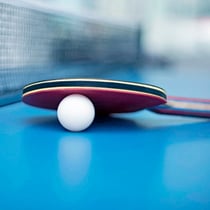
xmin=57 ymin=94 xmax=95 ymax=132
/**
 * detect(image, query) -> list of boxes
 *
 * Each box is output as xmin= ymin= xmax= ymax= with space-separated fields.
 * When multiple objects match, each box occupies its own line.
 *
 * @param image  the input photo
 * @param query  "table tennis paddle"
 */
xmin=22 ymin=78 xmax=210 ymax=118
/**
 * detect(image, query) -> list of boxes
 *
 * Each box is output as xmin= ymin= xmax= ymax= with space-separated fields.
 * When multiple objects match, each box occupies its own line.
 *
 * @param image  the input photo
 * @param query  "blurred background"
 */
xmin=0 ymin=0 xmax=210 ymax=104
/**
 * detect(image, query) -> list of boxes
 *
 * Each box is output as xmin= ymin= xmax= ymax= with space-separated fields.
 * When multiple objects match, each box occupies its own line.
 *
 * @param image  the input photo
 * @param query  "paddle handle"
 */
xmin=150 ymin=96 xmax=210 ymax=118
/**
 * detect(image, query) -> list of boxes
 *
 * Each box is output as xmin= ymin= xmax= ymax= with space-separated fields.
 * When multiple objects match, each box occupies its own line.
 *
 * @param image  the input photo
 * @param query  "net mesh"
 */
xmin=0 ymin=1 xmax=140 ymax=104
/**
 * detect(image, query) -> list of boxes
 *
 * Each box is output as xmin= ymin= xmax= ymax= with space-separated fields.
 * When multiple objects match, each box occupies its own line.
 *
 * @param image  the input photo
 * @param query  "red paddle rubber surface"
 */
xmin=22 ymin=87 xmax=166 ymax=114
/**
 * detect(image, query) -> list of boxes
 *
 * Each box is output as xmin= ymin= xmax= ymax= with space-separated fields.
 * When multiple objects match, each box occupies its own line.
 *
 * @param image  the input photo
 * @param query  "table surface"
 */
xmin=1 ymin=65 xmax=210 ymax=210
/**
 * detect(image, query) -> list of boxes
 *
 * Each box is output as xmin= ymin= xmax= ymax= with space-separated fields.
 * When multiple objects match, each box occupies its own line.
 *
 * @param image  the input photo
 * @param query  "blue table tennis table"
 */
xmin=1 ymin=65 xmax=210 ymax=210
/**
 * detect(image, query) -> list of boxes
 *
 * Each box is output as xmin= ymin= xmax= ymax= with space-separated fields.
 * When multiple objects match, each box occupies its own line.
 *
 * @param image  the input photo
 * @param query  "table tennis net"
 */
xmin=0 ymin=1 xmax=140 ymax=105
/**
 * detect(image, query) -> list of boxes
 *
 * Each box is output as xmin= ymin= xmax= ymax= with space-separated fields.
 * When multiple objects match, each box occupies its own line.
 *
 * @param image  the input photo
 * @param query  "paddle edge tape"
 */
xmin=22 ymin=78 xmax=167 ymax=100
